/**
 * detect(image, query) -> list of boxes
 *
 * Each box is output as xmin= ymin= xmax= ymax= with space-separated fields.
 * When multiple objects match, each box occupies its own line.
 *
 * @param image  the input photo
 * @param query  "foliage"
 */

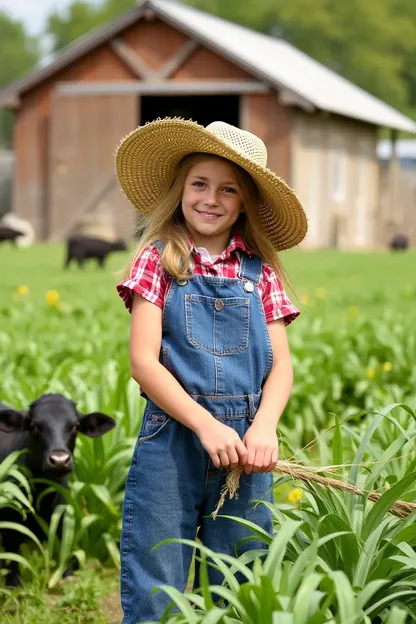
xmin=146 ymin=406 xmax=416 ymax=622
xmin=0 ymin=13 xmax=40 ymax=147
xmin=0 ymin=245 xmax=415 ymax=621
xmin=1 ymin=561 xmax=117 ymax=623
xmin=46 ymin=0 xmax=136 ymax=52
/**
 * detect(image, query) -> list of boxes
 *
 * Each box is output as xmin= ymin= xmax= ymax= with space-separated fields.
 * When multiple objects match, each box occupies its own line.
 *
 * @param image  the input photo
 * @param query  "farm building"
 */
xmin=0 ymin=0 xmax=415 ymax=248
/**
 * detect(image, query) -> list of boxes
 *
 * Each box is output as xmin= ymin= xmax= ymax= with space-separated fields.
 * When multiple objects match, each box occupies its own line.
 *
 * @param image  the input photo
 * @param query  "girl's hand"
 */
xmin=242 ymin=420 xmax=278 ymax=474
xmin=197 ymin=418 xmax=248 ymax=470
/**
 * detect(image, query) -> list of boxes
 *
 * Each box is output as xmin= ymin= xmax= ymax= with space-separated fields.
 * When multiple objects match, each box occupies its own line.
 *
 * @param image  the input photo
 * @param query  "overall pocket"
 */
xmin=139 ymin=412 xmax=171 ymax=442
xmin=185 ymin=294 xmax=250 ymax=355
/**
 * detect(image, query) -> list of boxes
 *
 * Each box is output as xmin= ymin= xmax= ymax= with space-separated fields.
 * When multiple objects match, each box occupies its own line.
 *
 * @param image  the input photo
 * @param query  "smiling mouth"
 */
xmin=196 ymin=211 xmax=221 ymax=221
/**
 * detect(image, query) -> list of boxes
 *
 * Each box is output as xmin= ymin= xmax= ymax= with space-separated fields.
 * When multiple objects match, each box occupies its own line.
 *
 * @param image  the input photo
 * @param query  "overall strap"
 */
xmin=153 ymin=239 xmax=164 ymax=253
xmin=238 ymin=253 xmax=262 ymax=286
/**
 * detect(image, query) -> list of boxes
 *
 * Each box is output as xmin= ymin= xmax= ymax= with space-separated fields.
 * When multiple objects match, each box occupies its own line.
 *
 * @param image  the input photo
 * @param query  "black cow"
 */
xmin=0 ymin=225 xmax=24 ymax=246
xmin=65 ymin=234 xmax=128 ymax=269
xmin=0 ymin=394 xmax=115 ymax=586
xmin=389 ymin=233 xmax=409 ymax=251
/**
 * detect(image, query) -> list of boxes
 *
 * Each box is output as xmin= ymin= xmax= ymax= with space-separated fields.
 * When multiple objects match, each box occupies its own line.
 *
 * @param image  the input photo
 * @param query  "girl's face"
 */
xmin=181 ymin=157 xmax=244 ymax=252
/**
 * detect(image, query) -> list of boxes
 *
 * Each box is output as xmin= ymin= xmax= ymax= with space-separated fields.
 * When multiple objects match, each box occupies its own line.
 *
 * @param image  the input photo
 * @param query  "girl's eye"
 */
xmin=223 ymin=187 xmax=237 ymax=194
xmin=192 ymin=181 xmax=205 ymax=188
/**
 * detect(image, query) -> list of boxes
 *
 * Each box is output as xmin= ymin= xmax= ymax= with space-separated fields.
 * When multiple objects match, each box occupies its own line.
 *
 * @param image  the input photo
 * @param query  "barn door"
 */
xmin=48 ymin=89 xmax=137 ymax=241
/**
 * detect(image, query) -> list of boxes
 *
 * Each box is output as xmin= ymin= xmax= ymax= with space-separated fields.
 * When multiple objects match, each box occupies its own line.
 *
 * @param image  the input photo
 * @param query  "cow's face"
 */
xmin=0 ymin=394 xmax=115 ymax=477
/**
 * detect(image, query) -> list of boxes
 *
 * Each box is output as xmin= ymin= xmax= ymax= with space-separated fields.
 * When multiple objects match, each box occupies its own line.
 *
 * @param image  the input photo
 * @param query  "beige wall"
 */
xmin=291 ymin=111 xmax=379 ymax=249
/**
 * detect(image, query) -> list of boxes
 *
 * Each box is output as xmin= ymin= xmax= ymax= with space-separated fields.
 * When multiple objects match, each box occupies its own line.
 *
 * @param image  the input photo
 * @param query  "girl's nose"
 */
xmin=204 ymin=193 xmax=219 ymax=207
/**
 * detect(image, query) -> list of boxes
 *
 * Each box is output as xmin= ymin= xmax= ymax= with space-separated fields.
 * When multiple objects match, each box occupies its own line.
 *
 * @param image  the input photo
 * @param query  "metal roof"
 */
xmin=1 ymin=0 xmax=415 ymax=133
xmin=153 ymin=0 xmax=416 ymax=133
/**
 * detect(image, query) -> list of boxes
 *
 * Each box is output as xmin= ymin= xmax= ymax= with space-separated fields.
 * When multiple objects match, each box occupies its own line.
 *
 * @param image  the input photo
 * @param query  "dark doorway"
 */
xmin=140 ymin=94 xmax=240 ymax=128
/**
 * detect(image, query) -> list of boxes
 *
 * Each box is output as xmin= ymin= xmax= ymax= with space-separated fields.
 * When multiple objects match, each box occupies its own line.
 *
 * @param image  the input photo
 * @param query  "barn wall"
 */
xmin=291 ymin=111 xmax=379 ymax=249
xmin=13 ymin=45 xmax=137 ymax=239
xmin=173 ymin=46 xmax=252 ymax=81
xmin=121 ymin=17 xmax=252 ymax=80
xmin=48 ymin=92 xmax=137 ymax=241
xmin=241 ymin=93 xmax=292 ymax=181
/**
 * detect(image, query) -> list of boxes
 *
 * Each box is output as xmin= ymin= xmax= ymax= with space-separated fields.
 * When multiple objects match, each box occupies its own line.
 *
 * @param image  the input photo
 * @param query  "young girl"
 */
xmin=116 ymin=119 xmax=307 ymax=623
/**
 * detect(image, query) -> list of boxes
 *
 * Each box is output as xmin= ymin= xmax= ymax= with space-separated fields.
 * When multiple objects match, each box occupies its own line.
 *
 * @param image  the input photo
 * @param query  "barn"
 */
xmin=0 ymin=0 xmax=415 ymax=248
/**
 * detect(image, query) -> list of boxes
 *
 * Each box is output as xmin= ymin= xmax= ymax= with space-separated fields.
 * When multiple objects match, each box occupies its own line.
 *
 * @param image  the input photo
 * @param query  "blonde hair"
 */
xmin=123 ymin=153 xmax=290 ymax=285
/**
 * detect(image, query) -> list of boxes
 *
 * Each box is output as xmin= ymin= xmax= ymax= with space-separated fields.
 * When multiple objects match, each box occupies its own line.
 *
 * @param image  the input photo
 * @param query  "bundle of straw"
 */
xmin=212 ymin=461 xmax=416 ymax=520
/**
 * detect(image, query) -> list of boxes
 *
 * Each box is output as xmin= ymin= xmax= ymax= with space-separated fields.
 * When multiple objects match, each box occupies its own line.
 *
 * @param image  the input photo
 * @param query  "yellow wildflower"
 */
xmin=300 ymin=294 xmax=310 ymax=306
xmin=348 ymin=305 xmax=359 ymax=320
xmin=382 ymin=362 xmax=392 ymax=372
xmin=287 ymin=488 xmax=303 ymax=504
xmin=366 ymin=367 xmax=375 ymax=379
xmin=315 ymin=288 xmax=326 ymax=299
xmin=46 ymin=290 xmax=60 ymax=307
xmin=16 ymin=285 xmax=29 ymax=296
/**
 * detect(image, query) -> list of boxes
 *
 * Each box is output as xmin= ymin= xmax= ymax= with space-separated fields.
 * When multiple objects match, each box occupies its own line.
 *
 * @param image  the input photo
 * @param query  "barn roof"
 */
xmin=1 ymin=0 xmax=416 ymax=133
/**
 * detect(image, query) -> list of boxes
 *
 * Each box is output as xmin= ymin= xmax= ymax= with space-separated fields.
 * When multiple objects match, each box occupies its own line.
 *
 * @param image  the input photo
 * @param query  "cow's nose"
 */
xmin=48 ymin=451 xmax=71 ymax=467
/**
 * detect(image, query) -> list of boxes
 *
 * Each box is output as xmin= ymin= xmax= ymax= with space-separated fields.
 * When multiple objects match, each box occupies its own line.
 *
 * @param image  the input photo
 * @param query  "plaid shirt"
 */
xmin=117 ymin=234 xmax=299 ymax=326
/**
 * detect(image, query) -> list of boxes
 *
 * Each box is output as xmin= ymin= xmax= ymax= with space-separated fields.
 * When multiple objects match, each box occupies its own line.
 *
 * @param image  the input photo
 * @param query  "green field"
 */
xmin=2 ymin=244 xmax=416 ymax=316
xmin=0 ymin=244 xmax=415 ymax=623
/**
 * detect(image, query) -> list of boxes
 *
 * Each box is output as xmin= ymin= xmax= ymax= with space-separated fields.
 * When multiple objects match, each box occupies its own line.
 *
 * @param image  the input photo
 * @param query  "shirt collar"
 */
xmin=188 ymin=232 xmax=253 ymax=264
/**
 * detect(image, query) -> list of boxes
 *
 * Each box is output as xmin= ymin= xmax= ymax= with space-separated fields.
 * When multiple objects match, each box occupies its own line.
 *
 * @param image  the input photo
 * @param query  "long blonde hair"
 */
xmin=124 ymin=153 xmax=290 ymax=284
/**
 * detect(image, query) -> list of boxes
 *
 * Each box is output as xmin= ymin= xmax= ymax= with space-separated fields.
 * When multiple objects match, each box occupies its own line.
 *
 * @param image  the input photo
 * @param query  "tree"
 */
xmin=0 ymin=13 xmax=40 ymax=147
xmin=47 ymin=0 xmax=136 ymax=52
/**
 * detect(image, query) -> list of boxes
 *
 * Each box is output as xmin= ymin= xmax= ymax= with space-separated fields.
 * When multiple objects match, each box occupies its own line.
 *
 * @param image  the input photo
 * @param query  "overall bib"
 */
xmin=121 ymin=253 xmax=274 ymax=623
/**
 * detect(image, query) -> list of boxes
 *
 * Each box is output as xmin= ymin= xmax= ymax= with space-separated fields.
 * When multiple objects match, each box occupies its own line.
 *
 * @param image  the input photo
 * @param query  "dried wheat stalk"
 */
xmin=211 ymin=461 xmax=416 ymax=520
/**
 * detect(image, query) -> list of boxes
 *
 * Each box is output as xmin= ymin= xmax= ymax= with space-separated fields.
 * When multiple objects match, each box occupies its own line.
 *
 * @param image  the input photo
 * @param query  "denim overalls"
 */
xmin=121 ymin=250 xmax=274 ymax=623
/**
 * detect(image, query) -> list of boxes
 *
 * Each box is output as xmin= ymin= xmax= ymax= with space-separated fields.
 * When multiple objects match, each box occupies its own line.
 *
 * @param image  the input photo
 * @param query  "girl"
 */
xmin=116 ymin=119 xmax=307 ymax=623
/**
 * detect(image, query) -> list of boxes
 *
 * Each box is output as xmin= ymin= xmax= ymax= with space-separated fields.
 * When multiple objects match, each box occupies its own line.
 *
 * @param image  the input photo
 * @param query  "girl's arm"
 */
xmin=243 ymin=318 xmax=293 ymax=474
xmin=130 ymin=293 xmax=248 ymax=470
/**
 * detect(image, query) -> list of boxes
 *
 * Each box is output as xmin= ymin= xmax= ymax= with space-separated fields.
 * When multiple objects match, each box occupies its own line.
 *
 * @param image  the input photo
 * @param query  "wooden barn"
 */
xmin=0 ymin=0 xmax=415 ymax=248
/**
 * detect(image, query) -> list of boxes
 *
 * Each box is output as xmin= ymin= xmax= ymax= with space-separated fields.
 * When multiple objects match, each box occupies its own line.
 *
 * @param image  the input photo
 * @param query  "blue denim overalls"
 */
xmin=121 ymin=250 xmax=274 ymax=623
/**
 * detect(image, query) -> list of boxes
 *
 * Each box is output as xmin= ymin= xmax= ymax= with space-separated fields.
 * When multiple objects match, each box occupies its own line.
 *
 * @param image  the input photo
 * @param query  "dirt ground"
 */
xmin=100 ymin=590 xmax=123 ymax=623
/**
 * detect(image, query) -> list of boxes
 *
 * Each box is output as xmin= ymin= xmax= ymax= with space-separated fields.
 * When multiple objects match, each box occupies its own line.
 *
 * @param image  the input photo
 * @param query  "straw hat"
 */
xmin=115 ymin=118 xmax=308 ymax=250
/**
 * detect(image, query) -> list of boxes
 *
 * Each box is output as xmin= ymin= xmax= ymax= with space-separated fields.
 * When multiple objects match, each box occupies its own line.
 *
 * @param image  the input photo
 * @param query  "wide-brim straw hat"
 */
xmin=115 ymin=118 xmax=308 ymax=250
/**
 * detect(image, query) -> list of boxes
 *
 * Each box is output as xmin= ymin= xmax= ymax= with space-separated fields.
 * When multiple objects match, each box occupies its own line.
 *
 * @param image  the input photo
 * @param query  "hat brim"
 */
xmin=115 ymin=118 xmax=308 ymax=251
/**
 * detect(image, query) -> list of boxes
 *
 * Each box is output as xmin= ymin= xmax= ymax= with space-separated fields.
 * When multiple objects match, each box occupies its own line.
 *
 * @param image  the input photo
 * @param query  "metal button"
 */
xmin=177 ymin=279 xmax=188 ymax=286
xmin=243 ymin=281 xmax=254 ymax=293
xmin=215 ymin=299 xmax=224 ymax=311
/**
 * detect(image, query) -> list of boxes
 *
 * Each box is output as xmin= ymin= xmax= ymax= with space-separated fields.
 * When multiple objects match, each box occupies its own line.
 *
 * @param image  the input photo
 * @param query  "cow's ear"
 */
xmin=0 ymin=409 xmax=28 ymax=433
xmin=78 ymin=412 xmax=115 ymax=438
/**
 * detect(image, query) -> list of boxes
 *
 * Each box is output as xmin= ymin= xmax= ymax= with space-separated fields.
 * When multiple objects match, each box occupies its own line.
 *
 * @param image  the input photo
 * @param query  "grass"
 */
xmin=2 ymin=243 xmax=416 ymax=318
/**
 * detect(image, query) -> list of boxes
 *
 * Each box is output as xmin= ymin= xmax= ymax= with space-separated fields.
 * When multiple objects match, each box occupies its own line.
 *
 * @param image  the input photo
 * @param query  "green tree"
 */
xmin=47 ymin=0 xmax=136 ymax=52
xmin=388 ymin=0 xmax=416 ymax=119
xmin=0 ymin=13 xmax=40 ymax=147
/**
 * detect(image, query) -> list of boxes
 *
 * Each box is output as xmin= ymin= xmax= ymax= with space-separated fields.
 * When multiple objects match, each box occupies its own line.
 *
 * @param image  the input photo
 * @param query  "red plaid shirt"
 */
xmin=117 ymin=234 xmax=299 ymax=325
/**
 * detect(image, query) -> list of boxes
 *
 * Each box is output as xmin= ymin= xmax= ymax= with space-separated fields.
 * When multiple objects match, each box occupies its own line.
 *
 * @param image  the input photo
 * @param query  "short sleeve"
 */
xmin=261 ymin=264 xmax=300 ymax=326
xmin=116 ymin=244 xmax=169 ymax=313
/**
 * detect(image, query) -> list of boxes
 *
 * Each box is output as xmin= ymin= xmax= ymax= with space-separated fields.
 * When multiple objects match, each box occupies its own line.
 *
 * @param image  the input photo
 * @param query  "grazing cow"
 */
xmin=0 ymin=394 xmax=115 ymax=586
xmin=65 ymin=235 xmax=127 ymax=269
xmin=389 ymin=233 xmax=409 ymax=251
xmin=0 ymin=225 xmax=24 ymax=246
